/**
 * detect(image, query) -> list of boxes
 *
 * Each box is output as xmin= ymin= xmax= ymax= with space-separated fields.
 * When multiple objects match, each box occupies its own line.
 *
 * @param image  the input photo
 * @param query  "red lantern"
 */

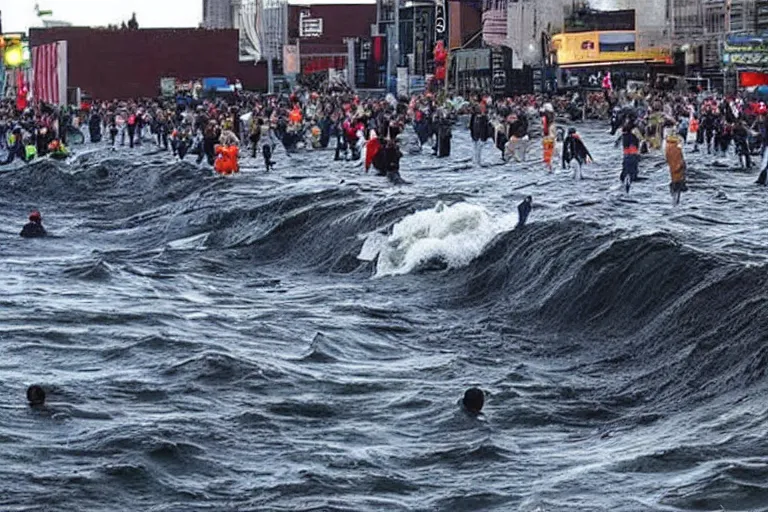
xmin=434 ymin=40 xmax=447 ymax=81
xmin=16 ymin=72 xmax=28 ymax=112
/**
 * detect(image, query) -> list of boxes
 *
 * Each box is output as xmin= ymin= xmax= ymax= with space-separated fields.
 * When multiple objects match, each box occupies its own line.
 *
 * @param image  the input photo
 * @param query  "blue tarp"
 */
xmin=202 ymin=77 xmax=229 ymax=91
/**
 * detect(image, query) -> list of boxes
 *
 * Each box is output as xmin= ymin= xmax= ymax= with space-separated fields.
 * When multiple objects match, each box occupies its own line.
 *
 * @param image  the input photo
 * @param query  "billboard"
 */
xmin=299 ymin=13 xmax=323 ymax=38
xmin=723 ymin=35 xmax=768 ymax=68
xmin=598 ymin=32 xmax=635 ymax=53
xmin=552 ymin=30 xmax=670 ymax=68
xmin=283 ymin=44 xmax=299 ymax=74
xmin=564 ymin=9 xmax=635 ymax=33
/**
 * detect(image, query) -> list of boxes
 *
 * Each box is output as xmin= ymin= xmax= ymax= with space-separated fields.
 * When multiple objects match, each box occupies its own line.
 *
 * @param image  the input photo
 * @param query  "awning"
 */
xmin=560 ymin=59 xmax=670 ymax=69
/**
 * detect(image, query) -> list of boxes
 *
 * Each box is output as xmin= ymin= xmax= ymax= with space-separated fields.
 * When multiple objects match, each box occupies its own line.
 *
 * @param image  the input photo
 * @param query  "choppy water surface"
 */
xmin=2 ymin=125 xmax=768 ymax=512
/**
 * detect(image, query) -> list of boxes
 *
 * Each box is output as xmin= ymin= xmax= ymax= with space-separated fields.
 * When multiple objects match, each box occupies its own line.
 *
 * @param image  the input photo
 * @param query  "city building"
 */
xmin=588 ymin=0 xmax=670 ymax=49
xmin=552 ymin=6 xmax=673 ymax=88
xmin=506 ymin=0 xmax=569 ymax=66
xmin=288 ymin=3 xmax=377 ymax=84
xmin=203 ymin=0 xmax=236 ymax=29
xmin=448 ymin=0 xmax=482 ymax=50
xmin=202 ymin=0 xmax=287 ymax=86
xmin=759 ymin=0 xmax=768 ymax=31
xmin=671 ymin=0 xmax=767 ymax=70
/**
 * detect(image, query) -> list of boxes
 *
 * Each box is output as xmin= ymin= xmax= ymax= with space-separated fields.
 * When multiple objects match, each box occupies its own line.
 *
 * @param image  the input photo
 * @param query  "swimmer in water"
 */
xmin=20 ymin=211 xmax=47 ymax=238
xmin=27 ymin=385 xmax=46 ymax=407
xmin=463 ymin=387 xmax=485 ymax=415
xmin=24 ymin=384 xmax=112 ymax=419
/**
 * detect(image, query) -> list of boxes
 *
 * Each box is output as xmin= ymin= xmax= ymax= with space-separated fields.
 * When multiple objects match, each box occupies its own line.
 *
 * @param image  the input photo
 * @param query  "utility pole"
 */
xmin=344 ymin=38 xmax=356 ymax=89
xmin=393 ymin=0 xmax=399 ymax=94
xmin=724 ymin=0 xmax=732 ymax=94
xmin=383 ymin=0 xmax=390 ymax=91
xmin=267 ymin=0 xmax=274 ymax=94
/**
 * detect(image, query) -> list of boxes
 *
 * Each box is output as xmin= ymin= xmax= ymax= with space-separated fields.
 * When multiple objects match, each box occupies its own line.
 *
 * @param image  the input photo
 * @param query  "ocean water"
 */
xmin=1 ymin=125 xmax=768 ymax=512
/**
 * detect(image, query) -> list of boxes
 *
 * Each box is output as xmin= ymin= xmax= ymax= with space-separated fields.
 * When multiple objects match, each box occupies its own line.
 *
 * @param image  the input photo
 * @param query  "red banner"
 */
xmin=302 ymin=56 xmax=347 ymax=74
xmin=740 ymin=71 xmax=768 ymax=88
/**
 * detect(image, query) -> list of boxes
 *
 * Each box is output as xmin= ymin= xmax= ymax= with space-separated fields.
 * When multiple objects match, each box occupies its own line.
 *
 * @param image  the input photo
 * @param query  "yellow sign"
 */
xmin=552 ymin=31 xmax=671 ymax=68
xmin=2 ymin=36 xmax=25 ymax=67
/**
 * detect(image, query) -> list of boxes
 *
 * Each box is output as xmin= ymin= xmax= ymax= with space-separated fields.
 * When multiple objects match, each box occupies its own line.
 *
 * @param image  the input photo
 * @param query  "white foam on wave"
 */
xmin=362 ymin=201 xmax=517 ymax=277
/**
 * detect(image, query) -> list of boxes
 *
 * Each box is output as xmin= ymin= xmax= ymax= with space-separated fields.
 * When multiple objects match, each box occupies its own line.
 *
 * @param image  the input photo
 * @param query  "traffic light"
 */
xmin=2 ymin=35 xmax=24 ymax=67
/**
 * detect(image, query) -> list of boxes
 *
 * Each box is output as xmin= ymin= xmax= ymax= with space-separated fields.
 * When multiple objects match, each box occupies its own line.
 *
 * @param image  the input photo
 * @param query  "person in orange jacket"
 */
xmin=214 ymin=131 xmax=240 ymax=175
xmin=666 ymin=133 xmax=687 ymax=205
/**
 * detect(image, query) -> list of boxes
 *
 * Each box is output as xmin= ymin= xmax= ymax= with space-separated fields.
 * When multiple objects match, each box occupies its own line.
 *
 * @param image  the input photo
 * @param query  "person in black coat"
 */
xmin=20 ymin=211 xmax=47 ymax=238
xmin=89 ymin=112 xmax=102 ymax=143
xmin=469 ymin=104 xmax=491 ymax=167
xmin=371 ymin=139 xmax=408 ymax=185
xmin=517 ymin=196 xmax=532 ymax=228
xmin=433 ymin=110 xmax=452 ymax=158
xmin=562 ymin=127 xmax=593 ymax=179
xmin=2 ymin=127 xmax=26 ymax=165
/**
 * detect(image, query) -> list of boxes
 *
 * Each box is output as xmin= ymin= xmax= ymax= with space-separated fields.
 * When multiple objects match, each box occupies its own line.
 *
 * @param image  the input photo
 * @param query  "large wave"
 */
xmin=362 ymin=201 xmax=517 ymax=277
xmin=5 ymin=157 xmax=768 ymax=406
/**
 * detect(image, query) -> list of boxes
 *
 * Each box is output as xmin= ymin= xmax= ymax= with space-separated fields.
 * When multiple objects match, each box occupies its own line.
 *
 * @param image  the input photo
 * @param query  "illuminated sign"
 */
xmin=723 ymin=35 xmax=768 ymax=68
xmin=299 ymin=12 xmax=323 ymax=38
xmin=552 ymin=30 xmax=670 ymax=67
xmin=1 ymin=34 xmax=28 ymax=68
xmin=435 ymin=0 xmax=446 ymax=34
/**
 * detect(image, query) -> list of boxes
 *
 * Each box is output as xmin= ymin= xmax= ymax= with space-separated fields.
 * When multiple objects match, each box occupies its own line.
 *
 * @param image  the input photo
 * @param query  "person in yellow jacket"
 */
xmin=666 ymin=134 xmax=687 ymax=206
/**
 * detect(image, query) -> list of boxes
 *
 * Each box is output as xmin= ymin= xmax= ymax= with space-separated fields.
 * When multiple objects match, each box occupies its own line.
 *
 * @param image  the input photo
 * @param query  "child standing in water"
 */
xmin=665 ymin=133 xmax=687 ymax=205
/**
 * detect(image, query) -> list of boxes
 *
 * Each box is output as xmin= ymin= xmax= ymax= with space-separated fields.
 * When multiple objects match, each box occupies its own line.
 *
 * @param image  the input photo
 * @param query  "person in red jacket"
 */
xmin=340 ymin=116 xmax=364 ymax=161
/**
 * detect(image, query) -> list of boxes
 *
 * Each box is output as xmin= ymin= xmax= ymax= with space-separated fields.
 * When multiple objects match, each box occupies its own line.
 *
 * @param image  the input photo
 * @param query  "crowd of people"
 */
xmin=3 ymin=82 xmax=768 ymax=207
xmin=10 ymin=82 xmax=768 ymax=419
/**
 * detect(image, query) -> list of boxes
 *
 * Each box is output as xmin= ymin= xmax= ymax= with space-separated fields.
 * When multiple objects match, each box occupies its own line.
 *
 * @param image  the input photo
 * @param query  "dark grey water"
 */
xmin=2 ymin=125 xmax=768 ymax=512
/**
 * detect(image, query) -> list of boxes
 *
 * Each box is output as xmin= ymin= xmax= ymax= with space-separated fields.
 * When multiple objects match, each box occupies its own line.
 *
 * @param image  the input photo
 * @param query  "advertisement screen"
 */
xmin=599 ymin=32 xmax=635 ymax=53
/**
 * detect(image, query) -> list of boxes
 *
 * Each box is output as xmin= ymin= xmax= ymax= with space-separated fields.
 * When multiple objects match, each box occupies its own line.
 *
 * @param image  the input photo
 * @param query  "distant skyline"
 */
xmin=2 ymin=0 xmax=375 ymax=34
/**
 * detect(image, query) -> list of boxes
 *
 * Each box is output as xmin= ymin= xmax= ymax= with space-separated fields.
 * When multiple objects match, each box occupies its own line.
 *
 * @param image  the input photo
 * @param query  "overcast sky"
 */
xmin=2 ymin=0 xmax=374 ymax=34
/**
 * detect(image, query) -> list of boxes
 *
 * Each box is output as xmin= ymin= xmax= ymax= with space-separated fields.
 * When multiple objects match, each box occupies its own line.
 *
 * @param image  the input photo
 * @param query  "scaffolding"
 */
xmin=759 ymin=0 xmax=768 ymax=31
xmin=259 ymin=0 xmax=288 ymax=63
xmin=233 ymin=0 xmax=287 ymax=91
xmin=237 ymin=0 xmax=260 ymax=61
xmin=231 ymin=0 xmax=287 ymax=63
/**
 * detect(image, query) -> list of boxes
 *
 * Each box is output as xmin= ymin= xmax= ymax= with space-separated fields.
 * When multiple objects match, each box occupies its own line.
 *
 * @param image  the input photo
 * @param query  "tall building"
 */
xmin=730 ymin=0 xmax=757 ymax=32
xmin=203 ymin=0 xmax=235 ymax=29
xmin=202 ymin=0 xmax=286 ymax=62
xmin=672 ymin=0 xmax=759 ymax=69
xmin=759 ymin=0 xmax=768 ymax=31
xmin=587 ymin=0 xmax=670 ymax=48
xmin=506 ymin=0 xmax=569 ymax=65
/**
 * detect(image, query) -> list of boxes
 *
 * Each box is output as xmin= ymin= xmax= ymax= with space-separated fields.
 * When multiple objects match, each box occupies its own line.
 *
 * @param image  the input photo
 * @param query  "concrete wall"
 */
xmin=30 ymin=27 xmax=268 ymax=99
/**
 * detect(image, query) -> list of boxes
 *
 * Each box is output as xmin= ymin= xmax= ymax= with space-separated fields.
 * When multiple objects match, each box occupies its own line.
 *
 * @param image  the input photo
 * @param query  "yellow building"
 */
xmin=552 ymin=30 xmax=672 ymax=68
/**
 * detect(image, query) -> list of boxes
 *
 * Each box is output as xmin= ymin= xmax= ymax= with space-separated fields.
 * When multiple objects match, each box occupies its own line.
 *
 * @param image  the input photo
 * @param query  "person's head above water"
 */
xmin=525 ymin=196 xmax=533 ymax=204
xmin=463 ymin=387 xmax=484 ymax=415
xmin=27 ymin=385 xmax=45 ymax=407
xmin=29 ymin=211 xmax=42 ymax=223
